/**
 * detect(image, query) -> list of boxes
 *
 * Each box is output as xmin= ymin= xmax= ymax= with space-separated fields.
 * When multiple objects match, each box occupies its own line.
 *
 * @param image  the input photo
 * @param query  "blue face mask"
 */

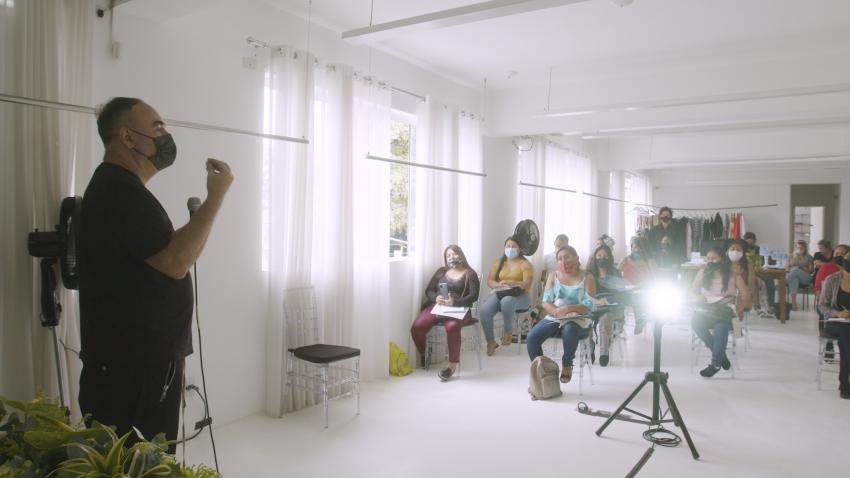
xmin=630 ymin=251 xmax=642 ymax=260
xmin=505 ymin=247 xmax=519 ymax=259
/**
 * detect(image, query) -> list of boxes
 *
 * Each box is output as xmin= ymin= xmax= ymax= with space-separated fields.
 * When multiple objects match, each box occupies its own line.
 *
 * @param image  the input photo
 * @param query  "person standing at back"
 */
xmin=78 ymin=97 xmax=233 ymax=452
xmin=541 ymin=234 xmax=569 ymax=282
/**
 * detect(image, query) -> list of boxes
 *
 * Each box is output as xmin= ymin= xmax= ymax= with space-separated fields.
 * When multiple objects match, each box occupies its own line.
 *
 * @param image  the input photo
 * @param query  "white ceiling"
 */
xmin=265 ymin=0 xmax=850 ymax=89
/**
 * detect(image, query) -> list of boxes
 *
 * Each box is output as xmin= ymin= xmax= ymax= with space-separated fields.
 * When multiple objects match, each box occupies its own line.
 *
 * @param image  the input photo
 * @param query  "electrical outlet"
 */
xmin=241 ymin=56 xmax=257 ymax=70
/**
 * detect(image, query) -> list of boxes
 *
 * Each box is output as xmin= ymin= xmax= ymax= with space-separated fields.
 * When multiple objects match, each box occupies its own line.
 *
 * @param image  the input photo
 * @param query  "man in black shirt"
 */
xmin=78 ymin=97 xmax=233 ymax=450
xmin=649 ymin=206 xmax=686 ymax=264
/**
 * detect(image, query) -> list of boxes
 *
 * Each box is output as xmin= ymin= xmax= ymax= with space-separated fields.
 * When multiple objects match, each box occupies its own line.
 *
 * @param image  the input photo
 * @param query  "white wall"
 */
xmin=92 ymin=0 xmax=479 ymax=426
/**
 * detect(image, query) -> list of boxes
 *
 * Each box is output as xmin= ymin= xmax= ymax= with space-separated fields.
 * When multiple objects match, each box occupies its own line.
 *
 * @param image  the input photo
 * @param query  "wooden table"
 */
xmin=756 ymin=268 xmax=788 ymax=324
xmin=679 ymin=263 xmax=789 ymax=324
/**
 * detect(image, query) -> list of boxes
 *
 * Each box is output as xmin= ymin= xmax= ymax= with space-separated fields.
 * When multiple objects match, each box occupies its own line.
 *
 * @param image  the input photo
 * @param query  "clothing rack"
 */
xmin=519 ymin=181 xmax=777 ymax=211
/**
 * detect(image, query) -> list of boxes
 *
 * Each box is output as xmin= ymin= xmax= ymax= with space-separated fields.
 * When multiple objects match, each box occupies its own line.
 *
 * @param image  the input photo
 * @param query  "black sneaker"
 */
xmin=840 ymin=389 xmax=850 ymax=400
xmin=700 ymin=364 xmax=720 ymax=378
xmin=600 ymin=355 xmax=609 ymax=367
xmin=438 ymin=367 xmax=453 ymax=382
xmin=720 ymin=355 xmax=731 ymax=370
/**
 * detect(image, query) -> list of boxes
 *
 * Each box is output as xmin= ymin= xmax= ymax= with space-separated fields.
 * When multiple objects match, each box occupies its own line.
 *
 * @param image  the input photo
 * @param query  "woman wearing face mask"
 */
xmin=815 ymin=245 xmax=849 ymax=337
xmin=690 ymin=245 xmax=751 ymax=378
xmin=619 ymin=237 xmax=652 ymax=334
xmin=526 ymin=246 xmax=597 ymax=383
xmin=786 ymin=240 xmax=814 ymax=311
xmin=817 ymin=248 xmax=850 ymax=399
xmin=410 ymin=245 xmax=480 ymax=381
xmin=587 ymin=245 xmax=625 ymax=366
xmin=727 ymin=240 xmax=756 ymax=320
xmin=480 ymin=237 xmax=534 ymax=355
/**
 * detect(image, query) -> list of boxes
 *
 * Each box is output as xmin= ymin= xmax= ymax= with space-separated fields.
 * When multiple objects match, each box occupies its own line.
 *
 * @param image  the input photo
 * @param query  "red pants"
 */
xmin=410 ymin=305 xmax=473 ymax=363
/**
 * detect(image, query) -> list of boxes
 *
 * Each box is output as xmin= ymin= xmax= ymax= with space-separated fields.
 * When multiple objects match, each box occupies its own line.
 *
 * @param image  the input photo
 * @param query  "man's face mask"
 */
xmin=127 ymin=127 xmax=177 ymax=171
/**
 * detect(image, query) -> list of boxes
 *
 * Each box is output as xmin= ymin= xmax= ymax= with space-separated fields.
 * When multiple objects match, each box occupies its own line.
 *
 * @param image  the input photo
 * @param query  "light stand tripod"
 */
xmin=593 ymin=319 xmax=699 ymax=474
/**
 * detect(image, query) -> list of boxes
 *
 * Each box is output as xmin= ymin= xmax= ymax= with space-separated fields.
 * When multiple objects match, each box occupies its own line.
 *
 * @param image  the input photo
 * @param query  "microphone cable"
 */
xmin=193 ymin=262 xmax=220 ymax=474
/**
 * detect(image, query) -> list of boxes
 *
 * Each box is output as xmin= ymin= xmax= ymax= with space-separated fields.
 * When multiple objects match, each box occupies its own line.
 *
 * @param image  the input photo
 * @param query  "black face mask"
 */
xmin=705 ymin=262 xmax=722 ymax=274
xmin=128 ymin=127 xmax=177 ymax=171
xmin=834 ymin=256 xmax=844 ymax=266
xmin=447 ymin=259 xmax=461 ymax=268
xmin=660 ymin=216 xmax=671 ymax=223
xmin=596 ymin=258 xmax=611 ymax=268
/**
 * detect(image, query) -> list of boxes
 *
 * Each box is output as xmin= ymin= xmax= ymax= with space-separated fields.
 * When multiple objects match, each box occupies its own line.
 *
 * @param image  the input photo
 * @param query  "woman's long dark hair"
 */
xmin=703 ymin=245 xmax=732 ymax=293
xmin=727 ymin=239 xmax=749 ymax=284
xmin=587 ymin=244 xmax=616 ymax=278
xmin=442 ymin=244 xmax=469 ymax=269
xmin=495 ymin=236 xmax=519 ymax=282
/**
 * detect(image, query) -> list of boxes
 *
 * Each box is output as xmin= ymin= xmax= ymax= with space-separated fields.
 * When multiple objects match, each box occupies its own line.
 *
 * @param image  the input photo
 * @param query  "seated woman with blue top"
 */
xmin=526 ymin=246 xmax=597 ymax=384
xmin=480 ymin=236 xmax=534 ymax=356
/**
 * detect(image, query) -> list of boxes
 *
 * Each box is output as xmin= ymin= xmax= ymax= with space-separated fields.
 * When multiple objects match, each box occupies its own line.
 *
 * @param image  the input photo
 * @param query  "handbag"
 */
xmin=495 ymin=286 xmax=522 ymax=300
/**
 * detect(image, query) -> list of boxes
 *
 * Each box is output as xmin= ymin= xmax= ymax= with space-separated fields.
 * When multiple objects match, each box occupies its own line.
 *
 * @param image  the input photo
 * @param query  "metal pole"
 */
xmin=51 ymin=327 xmax=66 ymax=408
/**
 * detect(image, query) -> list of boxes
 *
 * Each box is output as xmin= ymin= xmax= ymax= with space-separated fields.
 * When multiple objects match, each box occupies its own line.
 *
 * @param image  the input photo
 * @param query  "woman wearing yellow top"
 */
xmin=481 ymin=236 xmax=534 ymax=355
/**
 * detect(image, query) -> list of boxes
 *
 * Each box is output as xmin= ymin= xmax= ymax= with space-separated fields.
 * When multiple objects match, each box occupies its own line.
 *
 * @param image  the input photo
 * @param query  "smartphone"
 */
xmin=438 ymin=282 xmax=449 ymax=299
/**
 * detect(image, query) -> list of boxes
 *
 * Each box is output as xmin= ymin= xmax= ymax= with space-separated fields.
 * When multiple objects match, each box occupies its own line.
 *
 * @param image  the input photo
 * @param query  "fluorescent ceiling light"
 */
xmin=539 ymin=83 xmax=850 ymax=118
xmin=342 ymin=0 xmax=591 ymax=44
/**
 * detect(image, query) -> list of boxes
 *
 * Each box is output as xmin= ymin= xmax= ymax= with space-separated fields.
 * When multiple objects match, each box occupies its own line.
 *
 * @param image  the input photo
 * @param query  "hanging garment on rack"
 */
xmin=712 ymin=213 xmax=723 ymax=240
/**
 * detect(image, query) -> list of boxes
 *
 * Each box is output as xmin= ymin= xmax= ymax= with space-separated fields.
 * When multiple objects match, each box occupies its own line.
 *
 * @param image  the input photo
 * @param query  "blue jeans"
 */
xmin=692 ymin=314 xmax=732 ymax=367
xmin=526 ymin=319 xmax=590 ymax=367
xmin=786 ymin=268 xmax=812 ymax=295
xmin=479 ymin=293 xmax=531 ymax=342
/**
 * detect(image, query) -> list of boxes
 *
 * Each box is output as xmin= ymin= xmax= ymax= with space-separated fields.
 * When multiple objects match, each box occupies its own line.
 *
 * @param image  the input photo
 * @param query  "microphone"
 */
xmin=187 ymin=197 xmax=201 ymax=217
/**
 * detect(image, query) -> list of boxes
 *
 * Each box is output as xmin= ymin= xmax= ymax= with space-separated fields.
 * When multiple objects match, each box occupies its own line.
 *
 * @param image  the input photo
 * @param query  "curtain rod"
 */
xmin=519 ymin=181 xmax=576 ymax=194
xmin=247 ymin=37 xmax=426 ymax=103
xmin=519 ymin=181 xmax=778 ymax=210
xmin=367 ymin=154 xmax=486 ymax=177
xmin=0 ymin=93 xmax=309 ymax=144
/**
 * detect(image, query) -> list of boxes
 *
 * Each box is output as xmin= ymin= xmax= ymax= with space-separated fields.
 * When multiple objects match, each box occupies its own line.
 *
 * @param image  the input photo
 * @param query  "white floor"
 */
xmin=179 ymin=308 xmax=849 ymax=478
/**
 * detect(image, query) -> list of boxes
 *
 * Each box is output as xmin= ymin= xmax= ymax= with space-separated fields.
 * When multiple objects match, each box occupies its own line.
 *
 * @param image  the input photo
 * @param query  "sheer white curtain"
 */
xmin=265 ymin=57 xmax=392 ymax=415
xmin=0 ymin=0 xmax=93 ymax=419
xmin=542 ymin=142 xmax=592 ymax=260
xmin=263 ymin=48 xmax=314 ymax=416
xmin=457 ymin=112 xmax=483 ymax=273
xmin=517 ymin=139 xmax=593 ymax=262
xmin=516 ymin=140 xmax=547 ymax=274
xmin=624 ymin=171 xmax=651 ymax=249
xmin=409 ymin=101 xmax=484 ymax=318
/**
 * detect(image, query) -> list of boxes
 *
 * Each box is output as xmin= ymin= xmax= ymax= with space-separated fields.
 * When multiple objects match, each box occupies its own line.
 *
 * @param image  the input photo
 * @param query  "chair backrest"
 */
xmin=283 ymin=287 xmax=320 ymax=348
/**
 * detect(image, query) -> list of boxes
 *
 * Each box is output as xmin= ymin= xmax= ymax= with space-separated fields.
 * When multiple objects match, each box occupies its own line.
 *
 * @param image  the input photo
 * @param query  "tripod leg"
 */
xmin=596 ymin=379 xmax=650 ymax=436
xmin=51 ymin=327 xmax=66 ymax=408
xmin=659 ymin=382 xmax=699 ymax=459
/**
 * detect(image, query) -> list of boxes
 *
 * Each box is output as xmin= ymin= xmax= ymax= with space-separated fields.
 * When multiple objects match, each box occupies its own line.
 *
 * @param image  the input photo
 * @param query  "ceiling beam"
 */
xmin=341 ymin=0 xmax=591 ymax=44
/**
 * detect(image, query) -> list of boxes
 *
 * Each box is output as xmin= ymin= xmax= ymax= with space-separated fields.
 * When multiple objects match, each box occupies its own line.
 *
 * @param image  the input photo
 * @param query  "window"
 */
xmin=389 ymin=112 xmax=414 ymax=257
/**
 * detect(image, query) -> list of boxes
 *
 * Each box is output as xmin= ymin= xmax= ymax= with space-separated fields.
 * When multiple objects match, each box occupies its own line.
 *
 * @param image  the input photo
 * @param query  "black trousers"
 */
xmin=79 ymin=358 xmax=184 ymax=453
xmin=823 ymin=323 xmax=850 ymax=393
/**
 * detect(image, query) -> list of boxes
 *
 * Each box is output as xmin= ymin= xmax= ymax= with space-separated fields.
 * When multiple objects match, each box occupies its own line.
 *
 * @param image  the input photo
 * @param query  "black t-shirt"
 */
xmin=79 ymin=163 xmax=193 ymax=365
